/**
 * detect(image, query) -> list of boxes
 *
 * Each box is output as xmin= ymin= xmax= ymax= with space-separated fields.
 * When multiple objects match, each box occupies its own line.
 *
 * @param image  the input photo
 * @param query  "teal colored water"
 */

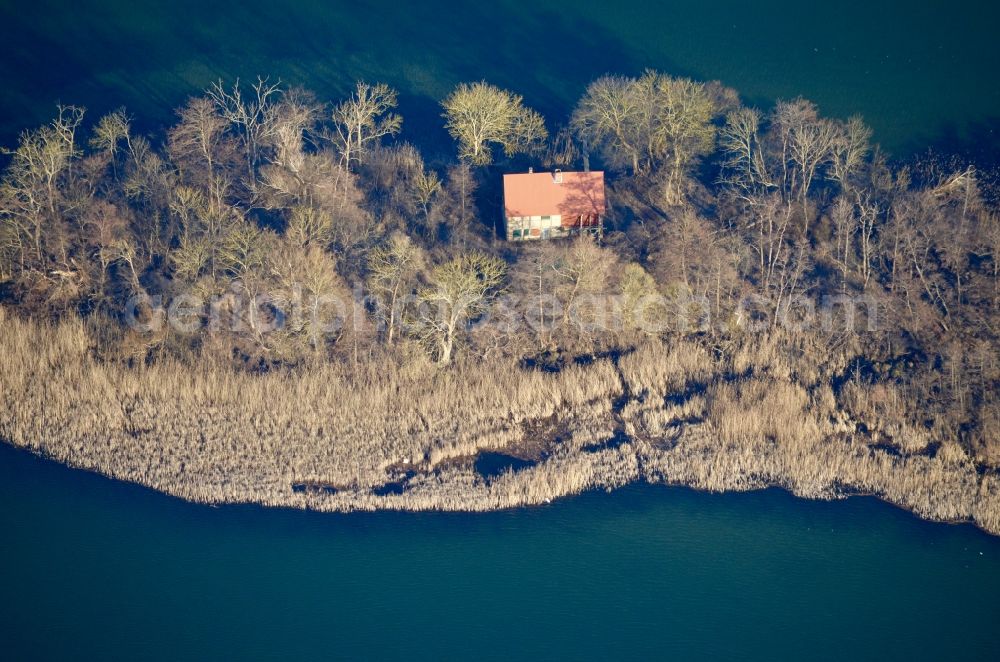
xmin=0 ymin=0 xmax=998 ymax=157
xmin=3 ymin=2 xmax=1000 ymax=658
xmin=1 ymin=443 xmax=999 ymax=660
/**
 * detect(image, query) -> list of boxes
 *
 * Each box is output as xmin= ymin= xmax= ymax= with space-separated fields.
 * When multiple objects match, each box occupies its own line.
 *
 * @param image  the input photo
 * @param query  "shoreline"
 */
xmin=2 ymin=71 xmax=998 ymax=543
xmin=2 ymin=435 xmax=996 ymax=537
xmin=3 ymin=316 xmax=998 ymax=536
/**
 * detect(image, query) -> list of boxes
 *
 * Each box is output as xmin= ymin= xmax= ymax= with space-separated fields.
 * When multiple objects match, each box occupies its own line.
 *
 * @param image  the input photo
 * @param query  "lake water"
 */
xmin=1 ymin=443 xmax=999 ymax=659
xmin=1 ymin=0 xmax=999 ymax=159
xmin=2 ymin=1 xmax=1000 ymax=658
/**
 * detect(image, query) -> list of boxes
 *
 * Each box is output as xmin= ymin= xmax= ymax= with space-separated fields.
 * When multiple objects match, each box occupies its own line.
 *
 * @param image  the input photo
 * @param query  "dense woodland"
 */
xmin=1 ymin=73 xmax=999 ymax=528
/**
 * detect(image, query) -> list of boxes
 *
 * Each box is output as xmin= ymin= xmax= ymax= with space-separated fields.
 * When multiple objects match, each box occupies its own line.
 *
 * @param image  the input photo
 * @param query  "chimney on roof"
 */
xmin=553 ymin=169 xmax=563 ymax=184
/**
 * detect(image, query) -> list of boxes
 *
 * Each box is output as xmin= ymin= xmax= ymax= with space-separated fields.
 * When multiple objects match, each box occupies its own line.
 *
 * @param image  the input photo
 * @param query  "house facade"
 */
xmin=502 ymin=169 xmax=606 ymax=241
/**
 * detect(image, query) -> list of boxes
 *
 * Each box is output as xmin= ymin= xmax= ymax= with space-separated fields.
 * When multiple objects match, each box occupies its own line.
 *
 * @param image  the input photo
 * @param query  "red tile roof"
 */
xmin=503 ymin=171 xmax=606 ymax=218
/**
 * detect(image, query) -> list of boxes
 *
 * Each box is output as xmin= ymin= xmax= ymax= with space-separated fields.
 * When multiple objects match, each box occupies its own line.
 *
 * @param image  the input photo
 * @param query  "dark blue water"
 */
xmin=3 ymin=2 xmax=1000 ymax=657
xmin=1 ymin=0 xmax=998 ymax=158
xmin=1 ymin=443 xmax=998 ymax=660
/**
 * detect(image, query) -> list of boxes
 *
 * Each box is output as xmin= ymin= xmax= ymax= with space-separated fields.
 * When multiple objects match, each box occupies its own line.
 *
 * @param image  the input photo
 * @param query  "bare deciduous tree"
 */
xmin=550 ymin=235 xmax=618 ymax=341
xmin=367 ymin=232 xmax=425 ymax=343
xmin=572 ymin=71 xmax=723 ymax=200
xmin=168 ymin=97 xmax=231 ymax=197
xmin=441 ymin=82 xmax=547 ymax=165
xmin=207 ymin=77 xmax=282 ymax=181
xmin=0 ymin=106 xmax=84 ymax=264
xmin=829 ymin=115 xmax=872 ymax=190
xmin=648 ymin=75 xmax=719 ymax=205
xmin=719 ymin=107 xmax=773 ymax=201
xmin=269 ymin=240 xmax=349 ymax=354
xmin=411 ymin=168 xmax=441 ymax=228
xmin=90 ymin=108 xmax=135 ymax=177
xmin=510 ymin=241 xmax=563 ymax=347
xmin=652 ymin=207 xmax=717 ymax=295
xmin=266 ymin=88 xmax=322 ymax=176
xmin=330 ymin=82 xmax=402 ymax=169
xmin=285 ymin=205 xmax=334 ymax=248
xmin=855 ymin=192 xmax=879 ymax=288
xmin=414 ymin=251 xmax=505 ymax=363
xmin=741 ymin=194 xmax=796 ymax=299
xmin=770 ymin=98 xmax=840 ymax=229
xmin=620 ymin=262 xmax=664 ymax=335
xmin=572 ymin=75 xmax=643 ymax=174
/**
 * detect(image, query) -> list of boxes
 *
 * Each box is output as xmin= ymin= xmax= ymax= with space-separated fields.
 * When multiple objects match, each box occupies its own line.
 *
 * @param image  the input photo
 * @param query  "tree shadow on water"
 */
xmin=0 ymin=0 xmax=675 ymax=153
xmin=902 ymin=117 xmax=1000 ymax=172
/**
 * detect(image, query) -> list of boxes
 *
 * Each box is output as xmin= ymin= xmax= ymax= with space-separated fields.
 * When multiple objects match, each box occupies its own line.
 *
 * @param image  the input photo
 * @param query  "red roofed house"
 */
xmin=502 ymin=169 xmax=606 ymax=241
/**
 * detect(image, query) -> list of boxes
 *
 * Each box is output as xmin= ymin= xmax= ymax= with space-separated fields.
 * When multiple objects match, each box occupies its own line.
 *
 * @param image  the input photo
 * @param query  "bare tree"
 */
xmin=109 ymin=236 xmax=144 ymax=295
xmin=89 ymin=108 xmax=135 ymax=178
xmin=830 ymin=196 xmax=855 ymax=290
xmin=770 ymin=98 xmax=840 ymax=230
xmin=572 ymin=71 xmax=723 ymax=197
xmin=0 ymin=220 xmax=22 ymax=280
xmin=886 ymin=194 xmax=953 ymax=332
xmin=651 ymin=207 xmax=719 ymax=298
xmin=121 ymin=134 xmax=175 ymax=212
xmin=217 ymin=220 xmax=272 ymax=338
xmin=168 ymin=97 xmax=231 ymax=196
xmin=510 ymin=241 xmax=563 ymax=347
xmin=79 ymin=200 xmax=130 ymax=299
xmin=742 ymin=194 xmax=795 ymax=298
xmin=543 ymin=126 xmax=581 ymax=170
xmin=550 ymin=235 xmax=618 ymax=341
xmin=719 ymin=107 xmax=774 ymax=201
xmin=830 ymin=192 xmax=882 ymax=292
xmin=285 ymin=205 xmax=333 ymax=248
xmin=572 ymin=75 xmax=643 ymax=173
xmin=983 ymin=210 xmax=1000 ymax=306
xmin=855 ymin=192 xmax=879 ymax=288
xmin=207 ymin=77 xmax=282 ymax=181
xmin=411 ymin=168 xmax=441 ymax=228
xmin=330 ymin=82 xmax=402 ymax=169
xmin=620 ymin=262 xmax=664 ymax=335
xmin=367 ymin=232 xmax=425 ymax=343
xmin=649 ymin=75 xmax=719 ymax=205
xmin=441 ymin=82 xmax=547 ymax=165
xmin=415 ymin=251 xmax=505 ymax=363
xmin=439 ymin=163 xmax=479 ymax=246
xmin=269 ymin=240 xmax=349 ymax=354
xmin=829 ymin=115 xmax=872 ymax=190
xmin=769 ymin=240 xmax=812 ymax=329
xmin=0 ymin=106 xmax=84 ymax=264
xmin=266 ymin=88 xmax=322 ymax=176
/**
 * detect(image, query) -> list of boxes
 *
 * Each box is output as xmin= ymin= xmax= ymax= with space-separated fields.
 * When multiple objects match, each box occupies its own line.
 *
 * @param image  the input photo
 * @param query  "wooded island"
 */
xmin=1 ymin=73 xmax=998 ymax=532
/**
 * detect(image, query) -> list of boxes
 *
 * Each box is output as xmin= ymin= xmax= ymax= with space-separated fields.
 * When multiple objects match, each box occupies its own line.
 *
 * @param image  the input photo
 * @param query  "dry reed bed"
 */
xmin=1 ymin=311 xmax=998 ymax=534
xmin=0 ymin=312 xmax=624 ymax=508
